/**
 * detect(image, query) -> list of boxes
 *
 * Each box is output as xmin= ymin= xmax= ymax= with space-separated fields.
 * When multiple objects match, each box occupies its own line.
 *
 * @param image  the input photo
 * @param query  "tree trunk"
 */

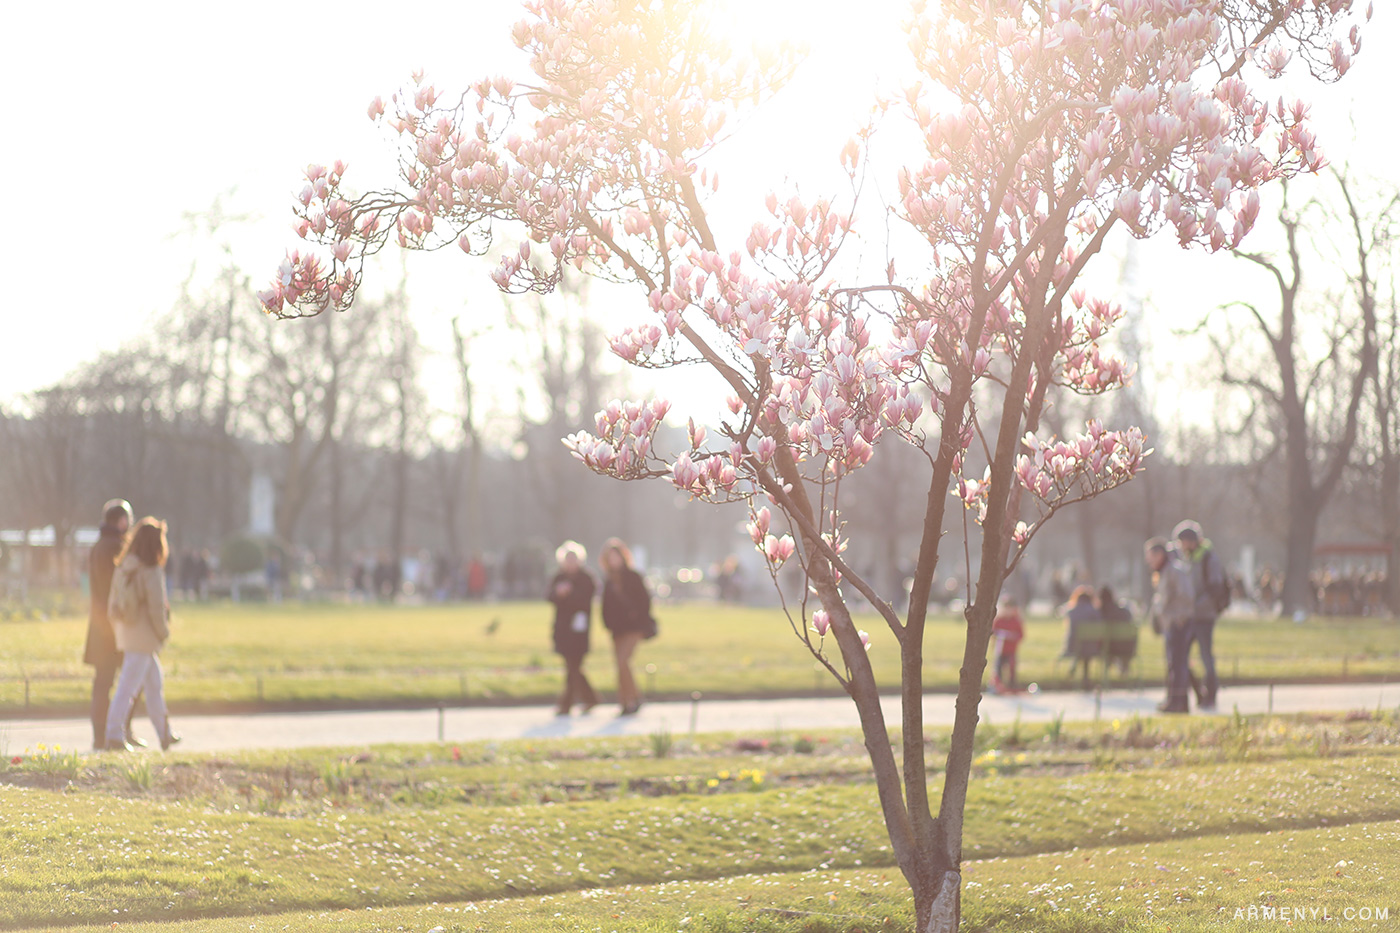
xmin=1280 ymin=501 xmax=1317 ymax=618
xmin=217 ymin=288 xmax=237 ymax=542
xmin=919 ymin=870 xmax=961 ymax=933
xmin=389 ymin=413 xmax=410 ymax=598
xmin=1385 ymin=535 xmax=1400 ymax=617
xmin=329 ymin=436 xmax=344 ymax=586
xmin=1382 ymin=453 xmax=1400 ymax=615
xmin=466 ymin=440 xmax=482 ymax=556
xmin=387 ymin=292 xmax=415 ymax=598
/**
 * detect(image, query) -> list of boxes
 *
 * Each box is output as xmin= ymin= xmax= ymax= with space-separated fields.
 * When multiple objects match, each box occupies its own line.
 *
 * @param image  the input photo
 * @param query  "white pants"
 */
xmin=105 ymin=652 xmax=168 ymax=743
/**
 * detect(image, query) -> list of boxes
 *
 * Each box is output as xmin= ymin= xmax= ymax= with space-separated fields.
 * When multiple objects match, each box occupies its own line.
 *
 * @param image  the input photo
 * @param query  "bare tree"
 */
xmin=241 ymin=298 xmax=395 ymax=547
xmin=1359 ymin=230 xmax=1400 ymax=611
xmin=506 ymin=279 xmax=618 ymax=545
xmin=0 ymin=386 xmax=86 ymax=583
xmin=423 ymin=317 xmax=488 ymax=566
xmin=383 ymin=295 xmax=427 ymax=594
xmin=1207 ymin=173 xmax=1384 ymax=616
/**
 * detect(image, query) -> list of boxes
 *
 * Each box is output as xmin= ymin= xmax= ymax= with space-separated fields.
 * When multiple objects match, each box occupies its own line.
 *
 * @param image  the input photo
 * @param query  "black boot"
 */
xmin=160 ymin=728 xmax=182 ymax=751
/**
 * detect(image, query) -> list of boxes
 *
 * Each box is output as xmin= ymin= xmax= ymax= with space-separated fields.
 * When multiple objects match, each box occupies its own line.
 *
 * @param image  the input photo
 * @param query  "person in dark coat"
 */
xmin=547 ymin=541 xmax=599 ymax=715
xmin=83 ymin=499 xmax=138 ymax=749
xmin=600 ymin=538 xmax=653 ymax=716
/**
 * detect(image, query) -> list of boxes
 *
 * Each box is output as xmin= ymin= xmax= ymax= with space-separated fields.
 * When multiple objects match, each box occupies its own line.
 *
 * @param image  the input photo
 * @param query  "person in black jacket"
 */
xmin=83 ymin=499 xmax=141 ymax=750
xmin=547 ymin=541 xmax=599 ymax=715
xmin=600 ymin=538 xmax=653 ymax=715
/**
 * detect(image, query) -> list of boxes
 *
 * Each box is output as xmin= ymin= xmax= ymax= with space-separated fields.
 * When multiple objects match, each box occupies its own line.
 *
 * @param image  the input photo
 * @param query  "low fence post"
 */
xmin=690 ymin=691 xmax=702 ymax=735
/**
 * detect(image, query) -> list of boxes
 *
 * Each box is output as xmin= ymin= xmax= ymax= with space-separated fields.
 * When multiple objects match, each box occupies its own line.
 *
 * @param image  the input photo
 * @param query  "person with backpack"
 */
xmin=1173 ymin=520 xmax=1228 ymax=711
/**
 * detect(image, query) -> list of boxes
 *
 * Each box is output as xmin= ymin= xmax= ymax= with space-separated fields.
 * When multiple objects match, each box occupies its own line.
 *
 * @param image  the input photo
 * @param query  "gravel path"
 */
xmin=3 ymin=681 xmax=1395 ymax=754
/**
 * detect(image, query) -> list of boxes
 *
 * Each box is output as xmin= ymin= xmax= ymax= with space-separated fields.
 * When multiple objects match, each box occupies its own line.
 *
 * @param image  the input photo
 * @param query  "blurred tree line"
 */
xmin=0 ymin=264 xmax=752 ymax=595
xmin=2 ymin=175 xmax=1397 ymax=615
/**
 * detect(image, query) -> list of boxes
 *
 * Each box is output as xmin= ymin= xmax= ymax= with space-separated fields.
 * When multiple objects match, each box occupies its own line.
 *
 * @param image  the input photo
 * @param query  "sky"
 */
xmin=1 ymin=0 xmax=1395 ymax=434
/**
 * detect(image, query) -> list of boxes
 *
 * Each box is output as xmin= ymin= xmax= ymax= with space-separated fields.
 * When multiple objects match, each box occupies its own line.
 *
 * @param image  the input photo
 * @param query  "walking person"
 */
xmin=1145 ymin=537 xmax=1195 ymax=714
xmin=83 ymin=499 xmax=142 ymax=750
xmin=600 ymin=538 xmax=654 ymax=716
xmin=1174 ymin=520 xmax=1227 ymax=711
xmin=104 ymin=517 xmax=180 ymax=751
xmin=547 ymin=541 xmax=599 ymax=715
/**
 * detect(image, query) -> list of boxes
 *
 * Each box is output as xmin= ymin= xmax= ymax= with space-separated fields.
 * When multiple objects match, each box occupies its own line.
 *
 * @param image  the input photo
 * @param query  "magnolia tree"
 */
xmin=262 ymin=1 xmax=1364 ymax=928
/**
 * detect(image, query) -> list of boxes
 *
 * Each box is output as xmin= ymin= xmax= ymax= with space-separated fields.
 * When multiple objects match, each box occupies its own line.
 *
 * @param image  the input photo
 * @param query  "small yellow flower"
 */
xmin=1112 ymin=719 xmax=1121 ymax=731
xmin=707 ymin=779 xmax=719 ymax=788
xmin=1015 ymin=753 xmax=1027 ymax=764
xmin=718 ymin=770 xmax=730 ymax=780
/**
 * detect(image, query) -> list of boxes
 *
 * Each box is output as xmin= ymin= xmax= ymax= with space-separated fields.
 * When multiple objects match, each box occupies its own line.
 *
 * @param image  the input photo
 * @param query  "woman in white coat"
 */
xmin=104 ymin=517 xmax=180 ymax=751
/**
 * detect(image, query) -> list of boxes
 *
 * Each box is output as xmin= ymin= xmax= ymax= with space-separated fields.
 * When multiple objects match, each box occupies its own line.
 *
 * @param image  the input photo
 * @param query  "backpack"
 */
xmin=1202 ymin=551 xmax=1231 ymax=613
xmin=108 ymin=563 xmax=143 ymax=623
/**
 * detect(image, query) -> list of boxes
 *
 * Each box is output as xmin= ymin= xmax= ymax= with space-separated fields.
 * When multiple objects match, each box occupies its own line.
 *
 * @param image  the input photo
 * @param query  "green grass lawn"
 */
xmin=2 ymin=712 xmax=1399 ymax=930
xmin=1 ymin=601 xmax=1398 ymax=713
xmin=16 ymin=819 xmax=1399 ymax=933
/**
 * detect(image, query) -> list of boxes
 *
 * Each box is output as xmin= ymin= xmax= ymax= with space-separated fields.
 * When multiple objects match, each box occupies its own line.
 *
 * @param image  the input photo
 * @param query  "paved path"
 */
xmin=3 ymin=682 xmax=1395 ymax=755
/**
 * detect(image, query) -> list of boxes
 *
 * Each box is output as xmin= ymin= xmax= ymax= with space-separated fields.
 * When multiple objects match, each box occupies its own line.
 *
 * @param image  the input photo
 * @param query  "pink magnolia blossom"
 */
xmin=763 ymin=534 xmax=796 ymax=567
xmin=749 ymin=506 xmax=772 ymax=539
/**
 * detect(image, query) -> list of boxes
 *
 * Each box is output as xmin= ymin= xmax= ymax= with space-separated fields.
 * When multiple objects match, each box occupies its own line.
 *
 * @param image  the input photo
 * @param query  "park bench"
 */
xmin=1061 ymin=618 xmax=1140 ymax=689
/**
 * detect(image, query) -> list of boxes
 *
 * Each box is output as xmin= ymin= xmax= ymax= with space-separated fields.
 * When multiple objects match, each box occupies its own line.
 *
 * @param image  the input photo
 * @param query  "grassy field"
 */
xmin=12 ymin=821 xmax=1397 ymax=933
xmin=1 ymin=601 xmax=1398 ymax=714
xmin=2 ymin=712 xmax=1399 ymax=931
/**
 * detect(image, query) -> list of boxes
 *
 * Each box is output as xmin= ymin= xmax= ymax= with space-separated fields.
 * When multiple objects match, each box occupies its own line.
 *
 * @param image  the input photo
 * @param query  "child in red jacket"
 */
xmin=991 ymin=599 xmax=1025 ymax=693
